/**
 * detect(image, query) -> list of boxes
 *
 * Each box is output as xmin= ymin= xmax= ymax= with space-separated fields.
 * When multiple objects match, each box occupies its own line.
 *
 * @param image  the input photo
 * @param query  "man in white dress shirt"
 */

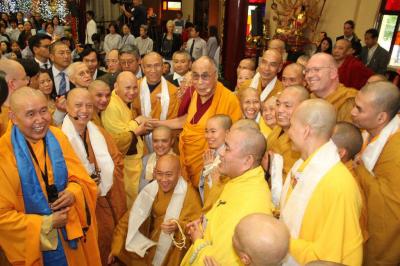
xmin=185 ymin=25 xmax=207 ymax=61
xmin=165 ymin=50 xmax=191 ymax=87
xmin=85 ymin=10 xmax=97 ymax=45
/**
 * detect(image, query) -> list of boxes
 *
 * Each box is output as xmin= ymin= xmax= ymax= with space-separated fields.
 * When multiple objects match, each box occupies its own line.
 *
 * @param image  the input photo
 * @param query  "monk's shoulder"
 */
xmin=379 ymin=131 xmax=400 ymax=165
xmin=319 ymin=162 xmax=360 ymax=195
xmin=337 ymin=84 xmax=358 ymax=98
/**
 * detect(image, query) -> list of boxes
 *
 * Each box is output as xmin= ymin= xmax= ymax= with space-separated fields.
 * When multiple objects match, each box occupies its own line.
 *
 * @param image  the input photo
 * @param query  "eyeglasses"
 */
xmin=120 ymin=59 xmax=136 ymax=66
xmin=303 ymin=67 xmax=331 ymax=75
xmin=192 ymin=71 xmax=216 ymax=81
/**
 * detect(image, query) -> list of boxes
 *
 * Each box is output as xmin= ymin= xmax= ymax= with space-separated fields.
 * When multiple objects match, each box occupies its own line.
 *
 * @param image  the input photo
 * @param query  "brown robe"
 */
xmin=111 ymin=182 xmax=202 ymax=266
xmin=85 ymin=126 xmax=127 ymax=265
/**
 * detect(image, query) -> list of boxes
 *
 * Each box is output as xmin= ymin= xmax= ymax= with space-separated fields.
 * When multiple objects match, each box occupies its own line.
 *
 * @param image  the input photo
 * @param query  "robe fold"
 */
xmin=354 ymin=132 xmax=400 ymax=265
xmin=259 ymin=117 xmax=272 ymax=139
xmin=311 ymin=84 xmax=357 ymax=123
xmin=0 ymin=126 xmax=101 ymax=266
xmin=84 ymin=126 xmax=127 ymax=266
xmin=179 ymin=82 xmax=242 ymax=187
xmin=283 ymin=154 xmax=363 ymax=265
xmin=0 ymin=105 xmax=9 ymax=137
xmin=111 ymin=182 xmax=202 ymax=266
xmin=181 ymin=166 xmax=273 ymax=265
xmin=133 ymin=79 xmax=180 ymax=119
xmin=102 ymin=91 xmax=144 ymax=208
xmin=238 ymin=77 xmax=283 ymax=100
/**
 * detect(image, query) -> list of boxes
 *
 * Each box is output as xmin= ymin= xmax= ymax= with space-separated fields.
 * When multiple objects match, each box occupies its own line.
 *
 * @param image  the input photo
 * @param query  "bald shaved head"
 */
xmin=208 ymin=114 xmax=232 ymax=130
xmin=10 ymin=87 xmax=51 ymax=142
xmin=333 ymin=39 xmax=352 ymax=63
xmin=293 ymin=99 xmax=336 ymax=139
xmin=234 ymin=127 xmax=265 ymax=164
xmin=143 ymin=51 xmax=163 ymax=64
xmin=231 ymin=119 xmax=260 ymax=131
xmin=361 ymin=81 xmax=400 ymax=119
xmin=88 ymin=80 xmax=111 ymax=111
xmin=367 ymin=74 xmax=387 ymax=84
xmin=152 ymin=126 xmax=174 ymax=156
xmin=66 ymin=88 xmax=94 ymax=128
xmin=0 ymin=59 xmax=28 ymax=97
xmin=115 ymin=71 xmax=138 ymax=104
xmin=237 ymin=58 xmax=256 ymax=73
xmin=154 ymin=154 xmax=181 ymax=192
xmin=233 ymin=213 xmax=289 ymax=266
xmin=193 ymin=56 xmax=217 ymax=73
xmin=66 ymin=87 xmax=91 ymax=105
xmin=332 ymin=122 xmax=363 ymax=162
xmin=283 ymin=85 xmax=310 ymax=101
xmin=268 ymin=39 xmax=286 ymax=55
xmin=282 ymin=63 xmax=305 ymax=88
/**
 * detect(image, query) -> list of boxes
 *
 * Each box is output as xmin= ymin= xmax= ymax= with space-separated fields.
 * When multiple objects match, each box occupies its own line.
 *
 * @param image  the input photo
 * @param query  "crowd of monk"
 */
xmin=0 ymin=34 xmax=399 ymax=266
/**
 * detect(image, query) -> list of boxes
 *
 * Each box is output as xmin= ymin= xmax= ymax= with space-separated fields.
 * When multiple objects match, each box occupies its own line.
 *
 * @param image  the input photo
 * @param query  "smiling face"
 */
xmin=305 ymin=54 xmax=337 ymax=97
xmin=10 ymin=92 xmax=51 ymax=143
xmin=66 ymin=89 xmax=94 ymax=128
xmin=38 ymin=72 xmax=53 ymax=96
xmin=240 ymin=89 xmax=261 ymax=120
xmin=191 ymin=58 xmax=217 ymax=99
xmin=261 ymin=97 xmax=277 ymax=127
xmin=143 ymin=53 xmax=163 ymax=85
xmin=205 ymin=118 xmax=229 ymax=149
xmin=70 ymin=63 xmax=93 ymax=88
xmin=276 ymin=88 xmax=304 ymax=130
xmin=89 ymin=82 xmax=111 ymax=111
xmin=152 ymin=128 xmax=173 ymax=157
xmin=259 ymin=50 xmax=282 ymax=83
xmin=154 ymin=156 xmax=180 ymax=193
xmin=115 ymin=72 xmax=138 ymax=104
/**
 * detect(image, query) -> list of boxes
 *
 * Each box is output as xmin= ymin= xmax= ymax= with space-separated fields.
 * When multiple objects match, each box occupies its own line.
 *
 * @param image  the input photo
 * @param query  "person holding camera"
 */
xmin=119 ymin=0 xmax=147 ymax=37
xmin=0 ymin=87 xmax=101 ymax=265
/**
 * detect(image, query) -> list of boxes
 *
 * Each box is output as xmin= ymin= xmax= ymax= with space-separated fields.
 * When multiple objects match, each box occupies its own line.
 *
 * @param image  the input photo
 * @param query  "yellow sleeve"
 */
xmin=337 ymin=97 xmax=355 ymax=123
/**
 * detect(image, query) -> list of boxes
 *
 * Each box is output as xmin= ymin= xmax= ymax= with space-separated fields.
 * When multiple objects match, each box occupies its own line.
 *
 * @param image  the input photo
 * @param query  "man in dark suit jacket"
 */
xmin=336 ymin=20 xmax=362 ymax=57
xmin=360 ymin=28 xmax=390 ymax=75
xmin=165 ymin=50 xmax=192 ymax=87
xmin=80 ymin=46 xmax=106 ymax=80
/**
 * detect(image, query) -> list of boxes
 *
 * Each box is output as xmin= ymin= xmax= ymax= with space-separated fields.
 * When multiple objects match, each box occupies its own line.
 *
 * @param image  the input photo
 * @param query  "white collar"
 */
xmin=172 ymin=72 xmax=182 ymax=81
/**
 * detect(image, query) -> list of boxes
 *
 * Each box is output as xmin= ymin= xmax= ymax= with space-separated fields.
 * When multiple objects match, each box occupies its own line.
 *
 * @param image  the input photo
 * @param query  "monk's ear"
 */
xmin=337 ymin=147 xmax=348 ymax=161
xmin=9 ymin=111 xmax=17 ymax=125
xmin=240 ymin=253 xmax=252 ymax=265
xmin=377 ymin=111 xmax=389 ymax=125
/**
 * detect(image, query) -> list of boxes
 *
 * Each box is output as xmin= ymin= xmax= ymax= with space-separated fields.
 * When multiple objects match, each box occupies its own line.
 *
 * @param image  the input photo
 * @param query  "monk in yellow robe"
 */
xmin=102 ymin=71 xmax=149 ymax=208
xmin=0 ymin=87 xmax=101 ymax=266
xmin=0 ymin=59 xmax=29 ymax=136
xmin=182 ymin=127 xmax=273 ymax=265
xmin=62 ymin=88 xmax=127 ymax=265
xmin=351 ymin=81 xmax=400 ymax=265
xmin=267 ymin=85 xmax=309 ymax=208
xmin=238 ymin=49 xmax=283 ymax=102
xmin=238 ymin=87 xmax=261 ymax=121
xmin=332 ymin=121 xmax=369 ymax=242
xmin=199 ymin=114 xmax=232 ymax=213
xmin=280 ymin=99 xmax=363 ymax=265
xmin=109 ymin=154 xmax=202 ymax=266
xmin=133 ymin=52 xmax=180 ymax=120
xmin=305 ymin=52 xmax=357 ymax=122
xmin=88 ymin=80 xmax=133 ymax=152
xmin=179 ymin=56 xmax=242 ymax=187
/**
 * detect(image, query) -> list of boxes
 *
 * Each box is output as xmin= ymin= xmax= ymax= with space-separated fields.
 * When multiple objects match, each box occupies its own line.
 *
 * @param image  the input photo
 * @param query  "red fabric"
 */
xmin=182 ymin=29 xmax=190 ymax=43
xmin=338 ymin=56 xmax=374 ymax=90
xmin=178 ymin=87 xmax=214 ymax=124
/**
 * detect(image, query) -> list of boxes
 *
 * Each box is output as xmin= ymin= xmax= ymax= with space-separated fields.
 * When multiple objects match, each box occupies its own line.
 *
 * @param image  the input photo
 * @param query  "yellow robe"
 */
xmin=345 ymin=160 xmax=369 ymax=243
xmin=101 ymin=91 xmax=144 ymax=208
xmin=84 ymin=126 xmax=127 ymax=266
xmin=133 ymin=79 xmax=180 ymax=119
xmin=202 ymin=175 xmax=229 ymax=214
xmin=181 ymin=166 xmax=273 ymax=265
xmin=267 ymin=126 xmax=301 ymax=182
xmin=179 ymin=82 xmax=242 ymax=187
xmin=0 ymin=105 xmax=9 ymax=137
xmin=284 ymin=153 xmax=363 ymax=265
xmin=259 ymin=117 xmax=272 ymax=139
xmin=111 ymin=182 xmax=202 ymax=266
xmin=0 ymin=126 xmax=101 ymax=266
xmin=238 ymin=78 xmax=283 ymax=100
xmin=354 ymin=132 xmax=400 ymax=265
xmin=311 ymin=84 xmax=357 ymax=123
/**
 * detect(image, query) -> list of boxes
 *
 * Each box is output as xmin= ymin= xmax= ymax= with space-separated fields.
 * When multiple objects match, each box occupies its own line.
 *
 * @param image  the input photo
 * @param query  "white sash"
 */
xmin=261 ymin=77 xmax=277 ymax=102
xmin=249 ymin=72 xmax=260 ymax=89
xmin=270 ymin=153 xmax=284 ymax=208
xmin=61 ymin=116 xmax=114 ymax=196
xmin=140 ymin=76 xmax=170 ymax=152
xmin=145 ymin=150 xmax=176 ymax=181
xmin=361 ymin=115 xmax=400 ymax=174
xmin=125 ymin=177 xmax=188 ymax=266
xmin=280 ymin=140 xmax=340 ymax=266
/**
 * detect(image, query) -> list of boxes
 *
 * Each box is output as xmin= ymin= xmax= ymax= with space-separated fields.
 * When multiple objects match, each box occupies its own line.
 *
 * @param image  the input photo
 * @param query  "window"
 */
xmin=377 ymin=0 xmax=400 ymax=68
xmin=162 ymin=1 xmax=182 ymax=11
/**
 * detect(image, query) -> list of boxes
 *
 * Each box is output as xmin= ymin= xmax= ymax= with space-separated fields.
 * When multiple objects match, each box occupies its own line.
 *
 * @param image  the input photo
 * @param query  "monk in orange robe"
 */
xmin=109 ymin=154 xmax=202 ymax=266
xmin=62 ymin=88 xmax=127 ymax=265
xmin=0 ymin=87 xmax=101 ymax=266
xmin=306 ymin=52 xmax=357 ymax=122
xmin=179 ymin=56 xmax=242 ymax=186
xmin=238 ymin=49 xmax=283 ymax=102
xmin=351 ymin=81 xmax=400 ymax=265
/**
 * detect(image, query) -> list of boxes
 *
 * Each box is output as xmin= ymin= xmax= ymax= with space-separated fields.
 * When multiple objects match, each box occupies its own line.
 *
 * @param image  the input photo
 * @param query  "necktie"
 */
xmin=189 ymin=39 xmax=195 ymax=60
xmin=59 ymin=72 xmax=66 ymax=96
xmin=44 ymin=63 xmax=49 ymax=70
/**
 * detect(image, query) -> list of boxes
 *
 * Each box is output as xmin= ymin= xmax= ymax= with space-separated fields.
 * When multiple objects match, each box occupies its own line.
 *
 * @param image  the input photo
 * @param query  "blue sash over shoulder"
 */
xmin=11 ymin=126 xmax=76 ymax=266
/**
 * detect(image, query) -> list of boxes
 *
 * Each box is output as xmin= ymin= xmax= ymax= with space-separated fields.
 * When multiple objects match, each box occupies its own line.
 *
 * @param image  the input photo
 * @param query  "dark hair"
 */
xmin=209 ymin=25 xmax=220 ymax=45
xmin=0 ymin=70 xmax=8 ymax=111
xmin=163 ymin=61 xmax=171 ymax=67
xmin=91 ymin=33 xmax=101 ymax=43
xmin=79 ymin=46 xmax=98 ymax=62
xmin=344 ymin=20 xmax=355 ymax=29
xmin=0 ymin=41 xmax=10 ymax=53
xmin=17 ymin=58 xmax=40 ymax=78
xmin=193 ymin=25 xmax=201 ymax=33
xmin=320 ymin=31 xmax=327 ymax=38
xmin=365 ymin=28 xmax=379 ymax=39
xmin=185 ymin=22 xmax=194 ymax=29
xmin=108 ymin=22 xmax=119 ymax=33
xmin=52 ymin=16 xmax=61 ymax=25
xmin=317 ymin=37 xmax=333 ymax=54
xmin=29 ymin=34 xmax=52 ymax=54
xmin=86 ymin=10 xmax=95 ymax=19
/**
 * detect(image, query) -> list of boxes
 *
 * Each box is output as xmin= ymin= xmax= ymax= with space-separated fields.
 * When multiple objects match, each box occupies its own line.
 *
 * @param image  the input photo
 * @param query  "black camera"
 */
xmin=47 ymin=184 xmax=59 ymax=204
